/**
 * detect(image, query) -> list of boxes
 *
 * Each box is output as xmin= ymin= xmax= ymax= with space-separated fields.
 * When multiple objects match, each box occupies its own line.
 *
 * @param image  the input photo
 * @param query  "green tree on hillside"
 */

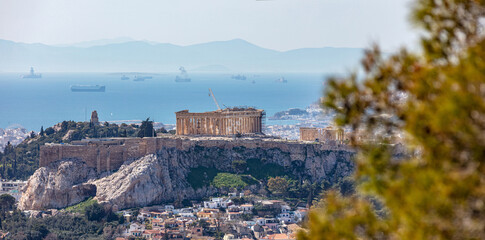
xmin=0 ymin=194 xmax=16 ymax=213
xmin=137 ymin=118 xmax=155 ymax=138
xmin=1 ymin=142 xmax=16 ymax=178
xmin=120 ymin=129 xmax=128 ymax=137
xmin=299 ymin=0 xmax=485 ymax=239
xmin=44 ymin=127 xmax=55 ymax=136
xmin=84 ymin=202 xmax=105 ymax=222
xmin=267 ymin=176 xmax=289 ymax=196
xmin=212 ymin=173 xmax=247 ymax=189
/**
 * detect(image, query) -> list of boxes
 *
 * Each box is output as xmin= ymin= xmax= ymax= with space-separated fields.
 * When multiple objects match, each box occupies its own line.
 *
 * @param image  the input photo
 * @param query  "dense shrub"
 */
xmin=187 ymin=167 xmax=221 ymax=189
xmin=84 ymin=202 xmax=105 ymax=221
xmin=1 ymin=211 xmax=108 ymax=239
xmin=212 ymin=173 xmax=247 ymax=189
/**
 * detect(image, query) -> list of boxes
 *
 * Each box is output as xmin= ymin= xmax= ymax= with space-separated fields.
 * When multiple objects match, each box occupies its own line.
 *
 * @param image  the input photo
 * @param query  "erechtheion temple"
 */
xmin=300 ymin=127 xmax=345 ymax=143
xmin=175 ymin=108 xmax=264 ymax=135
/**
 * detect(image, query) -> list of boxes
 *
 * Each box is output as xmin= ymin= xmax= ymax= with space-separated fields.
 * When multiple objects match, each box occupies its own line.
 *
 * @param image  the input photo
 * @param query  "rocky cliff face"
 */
xmin=20 ymin=142 xmax=355 ymax=210
xmin=19 ymin=159 xmax=97 ymax=210
xmin=94 ymin=154 xmax=183 ymax=209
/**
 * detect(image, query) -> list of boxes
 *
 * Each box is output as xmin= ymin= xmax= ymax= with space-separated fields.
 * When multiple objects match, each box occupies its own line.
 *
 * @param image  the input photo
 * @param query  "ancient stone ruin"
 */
xmin=299 ymin=127 xmax=345 ymax=143
xmin=175 ymin=108 xmax=264 ymax=135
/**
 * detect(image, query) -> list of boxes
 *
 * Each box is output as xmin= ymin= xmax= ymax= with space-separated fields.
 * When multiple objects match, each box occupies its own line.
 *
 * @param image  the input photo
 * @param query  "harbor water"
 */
xmin=0 ymin=72 xmax=329 ymax=131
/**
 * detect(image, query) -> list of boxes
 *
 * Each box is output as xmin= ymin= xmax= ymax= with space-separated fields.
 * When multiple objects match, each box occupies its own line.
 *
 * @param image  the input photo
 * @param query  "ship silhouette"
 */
xmin=22 ymin=67 xmax=42 ymax=78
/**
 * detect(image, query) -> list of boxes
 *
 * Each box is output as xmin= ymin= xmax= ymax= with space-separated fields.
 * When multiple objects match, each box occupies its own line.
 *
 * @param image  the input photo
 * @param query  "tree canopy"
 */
xmin=299 ymin=0 xmax=485 ymax=239
xmin=267 ymin=176 xmax=289 ymax=196
xmin=137 ymin=118 xmax=155 ymax=138
xmin=0 ymin=194 xmax=16 ymax=212
xmin=84 ymin=201 xmax=105 ymax=222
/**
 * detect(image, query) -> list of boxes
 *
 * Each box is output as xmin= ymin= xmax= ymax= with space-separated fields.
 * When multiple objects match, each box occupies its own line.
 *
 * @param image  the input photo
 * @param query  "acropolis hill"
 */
xmin=21 ymin=134 xmax=355 ymax=210
xmin=21 ymin=109 xmax=355 ymax=210
xmin=40 ymin=107 xmax=346 ymax=174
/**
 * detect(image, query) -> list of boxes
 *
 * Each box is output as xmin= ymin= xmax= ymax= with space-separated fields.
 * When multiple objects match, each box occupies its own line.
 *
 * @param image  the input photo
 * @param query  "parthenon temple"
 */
xmin=175 ymin=108 xmax=264 ymax=135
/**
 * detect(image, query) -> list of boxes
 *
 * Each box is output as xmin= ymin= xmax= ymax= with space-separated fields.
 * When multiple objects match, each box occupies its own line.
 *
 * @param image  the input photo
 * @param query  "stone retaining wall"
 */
xmin=40 ymin=136 xmax=353 ymax=173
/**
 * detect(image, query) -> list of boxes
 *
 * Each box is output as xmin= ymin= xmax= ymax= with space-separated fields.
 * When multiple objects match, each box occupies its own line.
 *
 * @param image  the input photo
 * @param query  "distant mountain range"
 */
xmin=0 ymin=38 xmax=364 ymax=73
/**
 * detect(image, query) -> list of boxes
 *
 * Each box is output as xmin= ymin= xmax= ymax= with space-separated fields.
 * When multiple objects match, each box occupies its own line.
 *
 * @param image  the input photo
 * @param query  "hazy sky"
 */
xmin=0 ymin=0 xmax=418 ymax=51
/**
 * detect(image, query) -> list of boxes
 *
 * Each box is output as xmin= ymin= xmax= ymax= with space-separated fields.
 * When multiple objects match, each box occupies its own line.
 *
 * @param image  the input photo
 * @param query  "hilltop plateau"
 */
xmin=19 ymin=135 xmax=355 ymax=210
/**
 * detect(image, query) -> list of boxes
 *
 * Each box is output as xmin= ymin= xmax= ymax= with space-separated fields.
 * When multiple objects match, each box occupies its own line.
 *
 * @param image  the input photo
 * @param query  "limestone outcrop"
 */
xmin=19 ymin=159 xmax=97 ymax=210
xmin=21 ymin=137 xmax=356 ymax=210
xmin=94 ymin=154 xmax=180 ymax=209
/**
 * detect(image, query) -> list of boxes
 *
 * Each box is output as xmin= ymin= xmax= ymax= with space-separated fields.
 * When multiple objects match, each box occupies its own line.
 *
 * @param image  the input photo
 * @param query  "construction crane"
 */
xmin=209 ymin=88 xmax=222 ymax=111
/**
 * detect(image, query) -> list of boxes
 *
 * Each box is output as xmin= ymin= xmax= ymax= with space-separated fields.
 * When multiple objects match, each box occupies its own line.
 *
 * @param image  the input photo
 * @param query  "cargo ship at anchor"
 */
xmin=71 ymin=85 xmax=106 ymax=92
xmin=175 ymin=66 xmax=191 ymax=82
xmin=22 ymin=67 xmax=42 ymax=78
xmin=133 ymin=76 xmax=152 ymax=81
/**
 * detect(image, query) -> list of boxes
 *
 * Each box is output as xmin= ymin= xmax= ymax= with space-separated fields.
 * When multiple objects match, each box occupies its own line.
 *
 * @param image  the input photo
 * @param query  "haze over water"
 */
xmin=0 ymin=72 xmax=326 ymax=131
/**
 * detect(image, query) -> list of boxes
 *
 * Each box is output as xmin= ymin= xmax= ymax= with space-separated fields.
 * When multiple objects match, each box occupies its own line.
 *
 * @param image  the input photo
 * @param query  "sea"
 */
xmin=0 ymin=72 xmax=330 ymax=131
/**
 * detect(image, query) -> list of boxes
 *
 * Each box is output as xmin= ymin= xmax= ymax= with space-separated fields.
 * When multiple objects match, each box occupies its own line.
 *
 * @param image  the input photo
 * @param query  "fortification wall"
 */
xmin=40 ymin=138 xmax=158 ymax=172
xmin=40 ymin=136 xmax=352 ymax=173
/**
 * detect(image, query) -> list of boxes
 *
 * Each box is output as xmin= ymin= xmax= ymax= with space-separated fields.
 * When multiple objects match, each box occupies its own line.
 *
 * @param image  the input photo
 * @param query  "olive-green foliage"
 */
xmin=211 ymin=173 xmax=248 ymax=189
xmin=188 ymin=158 xmax=298 ymax=194
xmin=2 ymin=121 xmax=140 ymax=180
xmin=299 ymin=0 xmax=485 ymax=239
xmin=137 ymin=118 xmax=155 ymax=138
xmin=187 ymin=166 xmax=221 ymax=189
xmin=240 ymin=175 xmax=259 ymax=185
xmin=267 ymin=176 xmax=289 ymax=196
xmin=1 ymin=210 xmax=107 ymax=239
xmin=245 ymin=158 xmax=286 ymax=179
xmin=0 ymin=142 xmax=21 ymax=180
xmin=0 ymin=194 xmax=16 ymax=212
xmin=64 ymin=197 xmax=97 ymax=213
xmin=65 ymin=198 xmax=124 ymax=224
xmin=84 ymin=202 xmax=105 ymax=222
xmin=187 ymin=158 xmax=286 ymax=190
